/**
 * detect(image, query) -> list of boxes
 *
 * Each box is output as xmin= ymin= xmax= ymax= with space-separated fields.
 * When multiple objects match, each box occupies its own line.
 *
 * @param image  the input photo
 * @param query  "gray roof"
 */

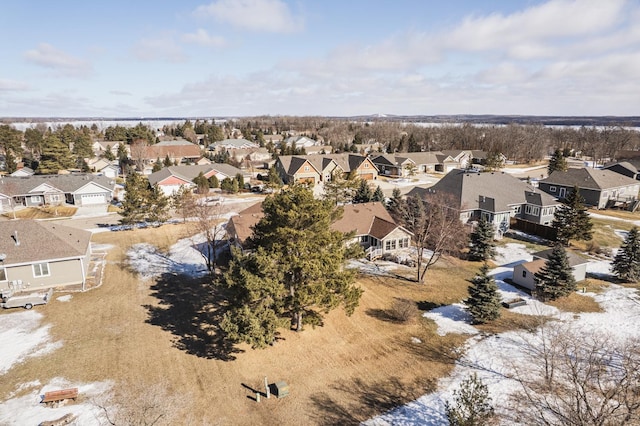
xmin=533 ymin=248 xmax=588 ymax=267
xmin=210 ymin=139 xmax=258 ymax=149
xmin=0 ymin=220 xmax=91 ymax=266
xmin=541 ymin=168 xmax=639 ymax=190
xmin=0 ymin=174 xmax=114 ymax=196
xmin=147 ymin=164 xmax=246 ymax=186
xmin=155 ymin=139 xmax=194 ymax=147
xmin=408 ymin=169 xmax=559 ymax=213
xmin=603 ymin=161 xmax=639 ymax=174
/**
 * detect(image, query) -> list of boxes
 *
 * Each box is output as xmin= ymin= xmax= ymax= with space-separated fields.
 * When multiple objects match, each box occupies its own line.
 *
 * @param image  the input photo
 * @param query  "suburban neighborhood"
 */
xmin=0 ymin=116 xmax=639 ymax=425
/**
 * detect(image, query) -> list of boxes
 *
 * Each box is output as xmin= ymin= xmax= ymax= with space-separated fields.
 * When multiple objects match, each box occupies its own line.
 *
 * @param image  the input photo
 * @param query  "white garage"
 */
xmin=80 ymin=193 xmax=107 ymax=205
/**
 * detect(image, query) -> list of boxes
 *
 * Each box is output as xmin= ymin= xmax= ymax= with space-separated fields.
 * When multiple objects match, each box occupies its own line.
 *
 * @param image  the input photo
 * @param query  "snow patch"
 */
xmin=56 ymin=295 xmax=72 ymax=302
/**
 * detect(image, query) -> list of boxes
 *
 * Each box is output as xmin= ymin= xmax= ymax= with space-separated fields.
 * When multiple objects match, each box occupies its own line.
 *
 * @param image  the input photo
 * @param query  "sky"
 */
xmin=1 ymin=0 xmax=639 ymax=118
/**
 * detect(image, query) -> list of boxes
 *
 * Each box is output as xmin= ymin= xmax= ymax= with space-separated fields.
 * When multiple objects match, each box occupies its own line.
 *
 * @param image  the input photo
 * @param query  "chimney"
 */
xmin=12 ymin=230 xmax=20 ymax=246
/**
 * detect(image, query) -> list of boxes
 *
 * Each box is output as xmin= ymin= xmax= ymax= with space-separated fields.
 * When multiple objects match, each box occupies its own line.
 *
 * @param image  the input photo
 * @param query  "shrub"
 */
xmin=390 ymin=298 xmax=420 ymax=323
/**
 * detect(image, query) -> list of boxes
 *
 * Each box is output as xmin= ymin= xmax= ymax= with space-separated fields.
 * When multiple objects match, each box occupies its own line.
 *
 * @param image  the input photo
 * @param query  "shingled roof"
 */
xmin=0 ymin=220 xmax=91 ymax=266
xmin=541 ymin=168 xmax=638 ymax=190
xmin=0 ymin=174 xmax=114 ymax=196
xmin=407 ymin=169 xmax=558 ymax=213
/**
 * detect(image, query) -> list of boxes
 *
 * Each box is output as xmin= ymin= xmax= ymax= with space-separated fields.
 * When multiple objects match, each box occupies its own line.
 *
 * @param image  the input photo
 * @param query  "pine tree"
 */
xmin=612 ymin=227 xmax=640 ymax=283
xmin=552 ymin=185 xmax=593 ymax=245
xmin=120 ymin=172 xmax=151 ymax=224
xmin=152 ymin=160 xmax=162 ymax=173
xmin=38 ymin=133 xmax=75 ymax=174
xmin=547 ymin=148 xmax=568 ymax=175
xmin=372 ymin=185 xmax=385 ymax=202
xmin=386 ymin=187 xmax=403 ymax=215
xmin=146 ymin=184 xmax=170 ymax=223
xmin=221 ymin=185 xmax=362 ymax=346
xmin=465 ymin=263 xmax=502 ymax=324
xmin=534 ymin=244 xmax=577 ymax=301
xmin=469 ymin=218 xmax=496 ymax=262
xmin=353 ymin=179 xmax=373 ymax=203
xmin=445 ymin=373 xmax=495 ymax=426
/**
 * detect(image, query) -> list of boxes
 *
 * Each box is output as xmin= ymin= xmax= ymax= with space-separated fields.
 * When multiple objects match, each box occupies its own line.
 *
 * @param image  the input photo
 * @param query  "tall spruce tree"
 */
xmin=353 ymin=179 xmax=373 ymax=203
xmin=120 ymin=172 xmax=150 ymax=224
xmin=221 ymin=185 xmax=362 ymax=346
xmin=469 ymin=218 xmax=496 ymax=262
xmin=534 ymin=244 xmax=576 ymax=301
xmin=38 ymin=133 xmax=75 ymax=174
xmin=612 ymin=227 xmax=640 ymax=283
xmin=552 ymin=185 xmax=593 ymax=245
xmin=372 ymin=185 xmax=385 ymax=202
xmin=146 ymin=184 xmax=170 ymax=223
xmin=465 ymin=263 xmax=502 ymax=324
xmin=547 ymin=148 xmax=568 ymax=175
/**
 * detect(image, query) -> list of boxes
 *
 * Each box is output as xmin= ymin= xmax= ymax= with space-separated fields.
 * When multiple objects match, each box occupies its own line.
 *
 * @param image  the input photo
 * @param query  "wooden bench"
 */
xmin=41 ymin=388 xmax=79 ymax=404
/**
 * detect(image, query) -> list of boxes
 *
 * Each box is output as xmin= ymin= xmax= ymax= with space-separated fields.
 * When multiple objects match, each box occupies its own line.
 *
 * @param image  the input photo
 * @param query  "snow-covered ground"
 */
xmin=365 ymin=243 xmax=639 ymax=425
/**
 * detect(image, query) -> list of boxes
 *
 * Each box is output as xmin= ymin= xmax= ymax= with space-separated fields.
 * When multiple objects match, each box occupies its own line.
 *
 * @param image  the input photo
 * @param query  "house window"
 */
xmin=0 ymin=268 xmax=6 ymax=281
xmin=385 ymin=240 xmax=397 ymax=251
xmin=602 ymin=191 xmax=608 ymax=198
xmin=304 ymin=166 xmax=310 ymax=171
xmin=364 ymin=163 xmax=369 ymax=168
xmin=549 ymin=186 xmax=556 ymax=193
xmin=522 ymin=270 xmax=527 ymax=278
xmin=31 ymin=195 xmax=42 ymax=203
xmin=399 ymin=238 xmax=409 ymax=248
xmin=525 ymin=205 xmax=540 ymax=216
xmin=50 ymin=194 xmax=61 ymax=202
xmin=360 ymin=235 xmax=368 ymax=243
xmin=513 ymin=206 xmax=521 ymax=214
xmin=33 ymin=263 xmax=50 ymax=277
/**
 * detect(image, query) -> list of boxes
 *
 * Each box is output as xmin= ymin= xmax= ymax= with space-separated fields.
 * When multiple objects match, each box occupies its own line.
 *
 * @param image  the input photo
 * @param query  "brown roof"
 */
xmin=521 ymin=258 xmax=547 ymax=274
xmin=0 ymin=220 xmax=91 ymax=266
xmin=145 ymin=143 xmax=202 ymax=160
xmin=228 ymin=201 xmax=405 ymax=246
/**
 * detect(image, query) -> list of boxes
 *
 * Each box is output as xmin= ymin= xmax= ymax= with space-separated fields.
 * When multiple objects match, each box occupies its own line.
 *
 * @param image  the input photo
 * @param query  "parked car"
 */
xmin=1 ymin=288 xmax=53 ymax=309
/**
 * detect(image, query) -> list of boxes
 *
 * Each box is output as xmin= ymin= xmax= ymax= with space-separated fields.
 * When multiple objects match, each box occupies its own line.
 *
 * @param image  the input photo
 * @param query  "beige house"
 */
xmin=512 ymin=248 xmax=588 ymax=291
xmin=0 ymin=220 xmax=92 ymax=293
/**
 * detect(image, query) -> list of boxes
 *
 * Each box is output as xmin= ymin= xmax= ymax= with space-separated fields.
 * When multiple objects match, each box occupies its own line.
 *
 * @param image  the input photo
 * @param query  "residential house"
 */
xmin=281 ymin=135 xmax=320 ymax=149
xmin=370 ymin=154 xmax=416 ymax=177
xmin=305 ymin=145 xmax=333 ymax=155
xmin=0 ymin=174 xmax=115 ymax=211
xmin=147 ymin=164 xmax=250 ymax=196
xmin=441 ymin=150 xmax=473 ymax=169
xmin=228 ymin=147 xmax=272 ymax=166
xmin=144 ymin=139 xmax=203 ymax=166
xmin=275 ymin=156 xmax=321 ymax=185
xmin=539 ymin=168 xmax=640 ymax=209
xmin=208 ymin=138 xmax=259 ymax=151
xmin=0 ymin=220 xmax=92 ymax=293
xmin=332 ymin=202 xmax=413 ymax=259
xmin=227 ymin=201 xmax=412 ymax=259
xmin=512 ymin=248 xmax=588 ymax=291
xmin=92 ymin=140 xmax=124 ymax=157
xmin=10 ymin=167 xmax=35 ymax=177
xmin=371 ymin=151 xmax=477 ymax=177
xmin=323 ymin=154 xmax=378 ymax=180
xmin=603 ymin=161 xmax=640 ymax=180
xmin=407 ymin=169 xmax=561 ymax=238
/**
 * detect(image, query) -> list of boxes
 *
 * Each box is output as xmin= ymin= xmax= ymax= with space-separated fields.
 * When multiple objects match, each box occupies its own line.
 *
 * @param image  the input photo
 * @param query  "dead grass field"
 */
xmin=0 ymin=224 xmax=485 ymax=425
xmin=3 ymin=206 xmax=77 ymax=220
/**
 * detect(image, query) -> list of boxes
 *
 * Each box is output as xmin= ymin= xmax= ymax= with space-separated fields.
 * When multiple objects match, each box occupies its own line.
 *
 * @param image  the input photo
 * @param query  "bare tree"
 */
xmin=507 ymin=323 xmax=640 ymax=426
xmin=191 ymin=197 xmax=227 ymax=274
xmin=392 ymin=193 xmax=468 ymax=283
xmin=129 ymin=139 xmax=149 ymax=171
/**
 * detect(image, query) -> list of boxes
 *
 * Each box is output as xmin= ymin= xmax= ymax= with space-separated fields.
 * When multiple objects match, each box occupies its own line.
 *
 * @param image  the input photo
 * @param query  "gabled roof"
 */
xmin=603 ymin=161 xmax=639 ymax=175
xmin=155 ymin=139 xmax=194 ymax=147
xmin=533 ymin=248 xmax=589 ymax=267
xmin=333 ymin=202 xmax=408 ymax=239
xmin=210 ymin=138 xmax=259 ymax=149
xmin=145 ymin=142 xmax=202 ymax=160
xmin=227 ymin=202 xmax=265 ymax=246
xmin=0 ymin=174 xmax=114 ymax=196
xmin=147 ymin=164 xmax=246 ymax=186
xmin=407 ymin=169 xmax=559 ymax=213
xmin=0 ymin=220 xmax=91 ymax=266
xmin=323 ymin=154 xmax=377 ymax=173
xmin=277 ymin=156 xmax=321 ymax=175
xmin=306 ymin=156 xmax=338 ymax=172
xmin=402 ymin=152 xmax=442 ymax=165
xmin=10 ymin=167 xmax=34 ymax=177
xmin=541 ymin=168 xmax=639 ymax=190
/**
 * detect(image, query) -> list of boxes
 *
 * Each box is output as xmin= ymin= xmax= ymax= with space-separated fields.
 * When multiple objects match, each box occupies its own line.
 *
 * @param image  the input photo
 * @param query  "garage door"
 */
xmin=81 ymin=193 xmax=106 ymax=205
xmin=360 ymin=173 xmax=374 ymax=180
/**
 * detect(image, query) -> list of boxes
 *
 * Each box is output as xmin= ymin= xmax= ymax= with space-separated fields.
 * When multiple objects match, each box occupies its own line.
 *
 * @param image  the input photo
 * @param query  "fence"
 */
xmin=510 ymin=218 xmax=557 ymax=241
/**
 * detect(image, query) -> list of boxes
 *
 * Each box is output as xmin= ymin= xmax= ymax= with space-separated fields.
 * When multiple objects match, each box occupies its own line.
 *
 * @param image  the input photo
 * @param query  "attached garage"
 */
xmin=80 ymin=193 xmax=107 ymax=205
xmin=360 ymin=173 xmax=375 ymax=180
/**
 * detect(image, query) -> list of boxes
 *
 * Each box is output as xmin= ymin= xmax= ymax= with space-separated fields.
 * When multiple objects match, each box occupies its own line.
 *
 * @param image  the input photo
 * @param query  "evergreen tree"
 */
xmin=445 ymin=373 xmax=495 ymax=426
xmin=612 ymin=227 xmax=640 ymax=283
xmin=323 ymin=170 xmax=356 ymax=205
xmin=38 ymin=133 xmax=75 ymax=174
xmin=353 ymin=179 xmax=373 ymax=203
xmin=221 ymin=185 xmax=362 ymax=346
xmin=547 ymin=148 xmax=568 ymax=175
xmin=465 ymin=263 xmax=501 ymax=324
xmin=163 ymin=154 xmax=173 ymax=167
xmin=552 ymin=185 xmax=593 ymax=245
xmin=208 ymin=175 xmax=219 ymax=189
xmin=266 ymin=166 xmax=283 ymax=189
xmin=220 ymin=177 xmax=239 ymax=193
xmin=235 ymin=173 xmax=245 ymax=190
xmin=468 ymin=218 xmax=496 ymax=262
xmin=372 ymin=185 xmax=385 ymax=202
xmin=386 ymin=187 xmax=403 ymax=215
xmin=193 ymin=172 xmax=209 ymax=194
xmin=152 ymin=161 xmax=162 ymax=173
xmin=120 ymin=172 xmax=151 ymax=224
xmin=146 ymin=184 xmax=170 ymax=223
xmin=534 ymin=244 xmax=577 ymax=301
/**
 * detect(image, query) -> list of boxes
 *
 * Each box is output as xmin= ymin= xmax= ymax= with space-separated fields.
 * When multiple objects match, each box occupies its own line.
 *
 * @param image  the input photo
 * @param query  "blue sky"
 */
xmin=1 ymin=0 xmax=638 ymax=117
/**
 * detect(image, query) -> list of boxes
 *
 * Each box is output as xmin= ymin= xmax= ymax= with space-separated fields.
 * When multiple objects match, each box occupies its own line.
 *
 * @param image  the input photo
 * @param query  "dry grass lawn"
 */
xmin=3 ymin=206 xmax=77 ymax=219
xmin=0 ymin=225 xmax=481 ymax=425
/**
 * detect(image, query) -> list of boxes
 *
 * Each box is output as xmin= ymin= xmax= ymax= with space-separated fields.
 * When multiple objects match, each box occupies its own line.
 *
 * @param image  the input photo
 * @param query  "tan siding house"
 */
xmin=0 ymin=220 xmax=92 ymax=293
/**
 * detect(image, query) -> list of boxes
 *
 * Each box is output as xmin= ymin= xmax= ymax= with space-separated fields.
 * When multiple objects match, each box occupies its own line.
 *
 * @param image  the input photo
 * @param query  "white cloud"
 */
xmin=194 ymin=0 xmax=303 ymax=33
xmin=109 ymin=90 xmax=132 ymax=96
xmin=0 ymin=78 xmax=30 ymax=91
xmin=132 ymin=34 xmax=187 ymax=63
xmin=181 ymin=29 xmax=227 ymax=47
xmin=23 ymin=43 xmax=92 ymax=77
